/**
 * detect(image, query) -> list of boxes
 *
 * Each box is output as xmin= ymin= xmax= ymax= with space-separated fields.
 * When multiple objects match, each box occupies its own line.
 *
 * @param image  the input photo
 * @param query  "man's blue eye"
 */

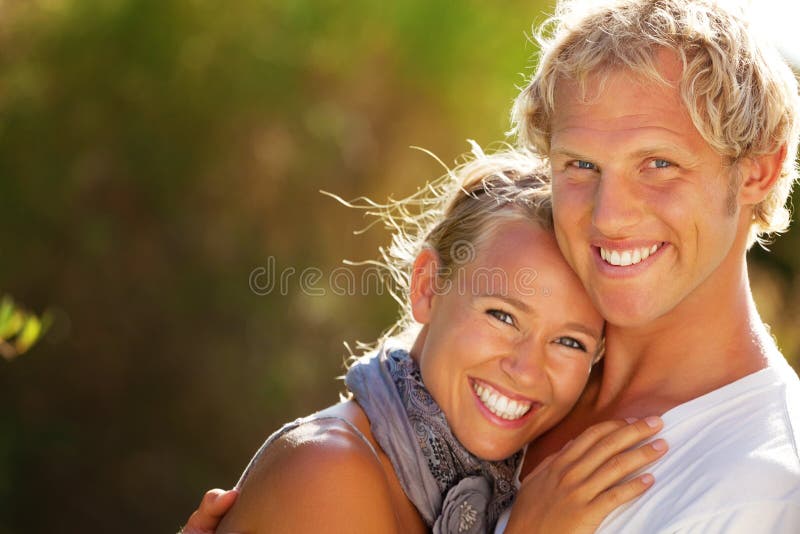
xmin=556 ymin=336 xmax=587 ymax=351
xmin=574 ymin=160 xmax=596 ymax=170
xmin=651 ymin=159 xmax=671 ymax=169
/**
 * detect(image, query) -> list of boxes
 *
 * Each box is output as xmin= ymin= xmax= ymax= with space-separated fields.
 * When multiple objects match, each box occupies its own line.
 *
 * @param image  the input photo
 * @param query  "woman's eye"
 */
xmin=555 ymin=336 xmax=587 ymax=351
xmin=487 ymin=309 xmax=515 ymax=327
xmin=571 ymin=160 xmax=597 ymax=171
xmin=648 ymin=159 xmax=672 ymax=169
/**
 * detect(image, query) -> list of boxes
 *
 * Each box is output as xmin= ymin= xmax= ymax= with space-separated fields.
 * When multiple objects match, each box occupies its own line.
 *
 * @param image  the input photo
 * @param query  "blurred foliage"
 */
xmin=0 ymin=295 xmax=50 ymax=359
xmin=0 ymin=0 xmax=797 ymax=532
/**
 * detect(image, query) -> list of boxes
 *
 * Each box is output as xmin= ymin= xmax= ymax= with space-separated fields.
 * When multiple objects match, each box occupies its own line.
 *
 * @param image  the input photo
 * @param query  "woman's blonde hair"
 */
xmin=340 ymin=144 xmax=554 ymax=353
xmin=511 ymin=0 xmax=800 ymax=246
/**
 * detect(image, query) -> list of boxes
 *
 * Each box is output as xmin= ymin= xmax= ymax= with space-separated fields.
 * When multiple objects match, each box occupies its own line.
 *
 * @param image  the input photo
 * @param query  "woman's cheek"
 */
xmin=552 ymin=357 xmax=592 ymax=406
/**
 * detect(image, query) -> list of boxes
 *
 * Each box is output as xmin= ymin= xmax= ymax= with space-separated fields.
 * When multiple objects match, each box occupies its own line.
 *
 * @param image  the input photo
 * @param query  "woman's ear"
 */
xmin=737 ymin=144 xmax=787 ymax=206
xmin=409 ymin=248 xmax=440 ymax=324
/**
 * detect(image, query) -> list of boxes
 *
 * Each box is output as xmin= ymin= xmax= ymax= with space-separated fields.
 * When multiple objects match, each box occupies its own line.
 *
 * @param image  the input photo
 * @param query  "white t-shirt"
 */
xmin=496 ymin=360 xmax=800 ymax=533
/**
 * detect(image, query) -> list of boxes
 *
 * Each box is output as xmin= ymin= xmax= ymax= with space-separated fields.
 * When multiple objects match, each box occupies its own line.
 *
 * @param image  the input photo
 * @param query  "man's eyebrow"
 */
xmin=630 ymin=144 xmax=694 ymax=160
xmin=551 ymin=143 xmax=695 ymax=161
xmin=549 ymin=147 xmax=587 ymax=160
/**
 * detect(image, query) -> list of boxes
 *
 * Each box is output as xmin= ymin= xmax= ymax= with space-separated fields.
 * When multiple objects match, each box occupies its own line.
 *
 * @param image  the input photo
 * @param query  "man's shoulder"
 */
xmin=597 ymin=364 xmax=800 ymax=533
xmin=672 ymin=362 xmax=798 ymax=440
xmin=664 ymin=362 xmax=800 ymax=475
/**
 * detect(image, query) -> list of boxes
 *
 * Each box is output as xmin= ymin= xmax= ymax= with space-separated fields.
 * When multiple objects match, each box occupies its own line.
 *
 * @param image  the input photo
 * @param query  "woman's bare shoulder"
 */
xmin=217 ymin=405 xmax=399 ymax=533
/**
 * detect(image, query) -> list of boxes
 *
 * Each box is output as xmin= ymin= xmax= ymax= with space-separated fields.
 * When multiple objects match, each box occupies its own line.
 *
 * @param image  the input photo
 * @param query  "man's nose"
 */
xmin=591 ymin=172 xmax=643 ymax=237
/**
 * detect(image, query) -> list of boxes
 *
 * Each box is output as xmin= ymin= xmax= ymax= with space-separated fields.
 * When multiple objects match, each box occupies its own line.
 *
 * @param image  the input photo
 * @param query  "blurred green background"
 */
xmin=0 ymin=1 xmax=797 ymax=532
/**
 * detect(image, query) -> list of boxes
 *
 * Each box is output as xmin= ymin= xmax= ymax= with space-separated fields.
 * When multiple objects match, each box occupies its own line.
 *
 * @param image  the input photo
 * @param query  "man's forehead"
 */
xmin=551 ymin=72 xmax=690 ymax=132
xmin=548 ymin=59 xmax=721 ymax=164
xmin=552 ymin=48 xmax=684 ymax=108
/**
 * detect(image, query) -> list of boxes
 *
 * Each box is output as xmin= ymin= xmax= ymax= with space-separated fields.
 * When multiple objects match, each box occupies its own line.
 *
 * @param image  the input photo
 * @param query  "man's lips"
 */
xmin=598 ymin=242 xmax=664 ymax=267
xmin=591 ymin=241 xmax=669 ymax=277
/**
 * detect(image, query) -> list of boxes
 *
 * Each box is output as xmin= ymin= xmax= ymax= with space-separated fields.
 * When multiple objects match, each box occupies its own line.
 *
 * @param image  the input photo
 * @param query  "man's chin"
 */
xmin=593 ymin=293 xmax=669 ymax=329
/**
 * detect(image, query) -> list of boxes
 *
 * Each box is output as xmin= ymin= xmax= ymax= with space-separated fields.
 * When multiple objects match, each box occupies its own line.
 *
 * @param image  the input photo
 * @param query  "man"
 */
xmin=502 ymin=0 xmax=800 ymax=531
xmin=184 ymin=0 xmax=800 ymax=531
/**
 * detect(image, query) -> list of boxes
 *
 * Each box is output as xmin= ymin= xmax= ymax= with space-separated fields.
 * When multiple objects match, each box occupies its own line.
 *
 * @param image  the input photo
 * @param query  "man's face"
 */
xmin=547 ymin=55 xmax=748 ymax=328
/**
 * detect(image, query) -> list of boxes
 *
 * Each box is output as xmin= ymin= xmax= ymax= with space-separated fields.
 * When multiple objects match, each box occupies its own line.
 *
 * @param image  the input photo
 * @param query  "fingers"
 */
xmin=524 ymin=435 xmax=576 ymax=482
xmin=589 ymin=473 xmax=655 ymax=517
xmin=559 ymin=417 xmax=663 ymax=485
xmin=183 ymin=488 xmax=239 ymax=534
xmin=582 ymin=437 xmax=668 ymax=498
xmin=553 ymin=420 xmax=628 ymax=469
xmin=508 ymin=418 xmax=666 ymax=534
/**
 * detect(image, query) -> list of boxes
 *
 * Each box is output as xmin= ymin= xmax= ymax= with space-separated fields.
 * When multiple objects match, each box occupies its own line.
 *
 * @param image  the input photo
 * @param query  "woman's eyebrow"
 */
xmin=478 ymin=293 xmax=532 ymax=314
xmin=479 ymin=294 xmax=601 ymax=339
xmin=565 ymin=322 xmax=602 ymax=340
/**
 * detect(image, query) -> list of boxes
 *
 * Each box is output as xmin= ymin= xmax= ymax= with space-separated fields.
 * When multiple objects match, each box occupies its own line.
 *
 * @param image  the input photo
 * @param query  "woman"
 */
xmin=182 ymin=148 xmax=667 ymax=533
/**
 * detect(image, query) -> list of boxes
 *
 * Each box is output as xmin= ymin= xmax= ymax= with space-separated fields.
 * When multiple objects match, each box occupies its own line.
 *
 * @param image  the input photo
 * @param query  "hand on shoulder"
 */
xmin=505 ymin=418 xmax=668 ymax=534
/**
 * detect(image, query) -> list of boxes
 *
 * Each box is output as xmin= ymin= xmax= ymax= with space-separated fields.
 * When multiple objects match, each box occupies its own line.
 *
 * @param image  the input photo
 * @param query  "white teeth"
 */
xmin=600 ymin=243 xmax=661 ymax=267
xmin=472 ymin=381 xmax=532 ymax=421
xmin=496 ymin=396 xmax=508 ymax=413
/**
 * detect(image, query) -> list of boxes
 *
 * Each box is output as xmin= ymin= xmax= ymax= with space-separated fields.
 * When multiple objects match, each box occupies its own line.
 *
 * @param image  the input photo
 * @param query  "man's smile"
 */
xmin=599 ymin=243 xmax=663 ymax=267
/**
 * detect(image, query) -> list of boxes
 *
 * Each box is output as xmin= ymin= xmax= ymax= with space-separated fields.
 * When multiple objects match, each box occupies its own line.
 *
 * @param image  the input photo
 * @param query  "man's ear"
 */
xmin=737 ymin=144 xmax=787 ymax=206
xmin=409 ymin=248 xmax=440 ymax=325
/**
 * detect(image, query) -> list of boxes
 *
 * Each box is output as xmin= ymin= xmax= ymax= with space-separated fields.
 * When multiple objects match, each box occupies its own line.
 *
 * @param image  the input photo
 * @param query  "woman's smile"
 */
xmin=470 ymin=377 xmax=538 ymax=423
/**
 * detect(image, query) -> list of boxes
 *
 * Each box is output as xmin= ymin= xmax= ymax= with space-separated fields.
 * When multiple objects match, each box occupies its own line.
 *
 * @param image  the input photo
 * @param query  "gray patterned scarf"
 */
xmin=344 ymin=346 xmax=524 ymax=533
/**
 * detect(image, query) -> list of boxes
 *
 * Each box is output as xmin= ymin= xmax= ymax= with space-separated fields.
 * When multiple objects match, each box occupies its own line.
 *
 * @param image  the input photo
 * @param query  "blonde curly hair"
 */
xmin=511 ymin=0 xmax=800 ymax=246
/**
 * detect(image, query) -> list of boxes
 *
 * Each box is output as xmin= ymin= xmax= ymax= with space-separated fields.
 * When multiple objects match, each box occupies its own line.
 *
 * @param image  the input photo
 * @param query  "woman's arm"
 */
xmin=215 ymin=420 xmax=401 ymax=534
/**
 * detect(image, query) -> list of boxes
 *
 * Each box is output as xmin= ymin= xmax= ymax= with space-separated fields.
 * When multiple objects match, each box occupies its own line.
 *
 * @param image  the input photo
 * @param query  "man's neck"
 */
xmin=593 ymin=257 xmax=777 ymax=418
xmin=517 ymin=263 xmax=780 ymax=476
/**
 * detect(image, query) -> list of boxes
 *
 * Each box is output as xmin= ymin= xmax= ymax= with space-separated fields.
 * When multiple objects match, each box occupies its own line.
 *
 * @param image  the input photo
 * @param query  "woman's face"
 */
xmin=410 ymin=219 xmax=603 ymax=460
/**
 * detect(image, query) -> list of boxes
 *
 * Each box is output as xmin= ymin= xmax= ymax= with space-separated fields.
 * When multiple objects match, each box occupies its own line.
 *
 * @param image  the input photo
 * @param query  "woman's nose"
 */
xmin=499 ymin=342 xmax=547 ymax=389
